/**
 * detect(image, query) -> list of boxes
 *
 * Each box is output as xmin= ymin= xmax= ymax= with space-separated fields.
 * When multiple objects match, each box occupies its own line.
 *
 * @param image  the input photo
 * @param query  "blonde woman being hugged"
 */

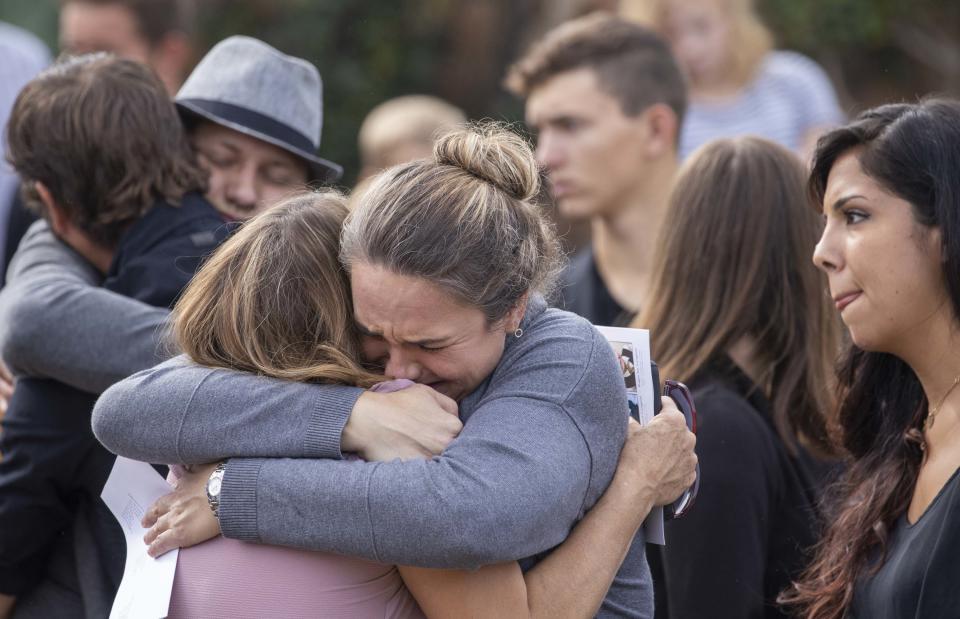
xmin=636 ymin=137 xmax=840 ymax=619
xmin=93 ymin=125 xmax=697 ymax=618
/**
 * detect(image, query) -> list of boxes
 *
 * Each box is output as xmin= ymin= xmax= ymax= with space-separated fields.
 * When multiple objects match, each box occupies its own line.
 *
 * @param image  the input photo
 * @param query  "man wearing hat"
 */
xmin=3 ymin=35 xmax=340 ymax=261
xmin=176 ymin=35 xmax=342 ymax=221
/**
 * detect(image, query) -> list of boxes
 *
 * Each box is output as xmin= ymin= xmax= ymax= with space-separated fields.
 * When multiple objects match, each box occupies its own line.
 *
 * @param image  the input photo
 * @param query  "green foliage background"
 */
xmin=2 ymin=0 xmax=954 ymax=185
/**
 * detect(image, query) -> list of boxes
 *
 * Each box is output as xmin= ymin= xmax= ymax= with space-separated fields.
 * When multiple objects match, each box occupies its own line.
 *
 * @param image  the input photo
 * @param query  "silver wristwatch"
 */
xmin=206 ymin=462 xmax=227 ymax=519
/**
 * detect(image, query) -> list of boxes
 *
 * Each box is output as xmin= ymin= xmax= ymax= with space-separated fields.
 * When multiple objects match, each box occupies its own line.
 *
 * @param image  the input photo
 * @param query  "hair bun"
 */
xmin=433 ymin=122 xmax=540 ymax=201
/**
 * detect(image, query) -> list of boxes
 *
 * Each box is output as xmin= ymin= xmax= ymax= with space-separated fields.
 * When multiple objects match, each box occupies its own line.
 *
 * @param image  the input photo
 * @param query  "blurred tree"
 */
xmin=762 ymin=0 xmax=960 ymax=108
xmin=2 ymin=0 xmax=955 ymax=185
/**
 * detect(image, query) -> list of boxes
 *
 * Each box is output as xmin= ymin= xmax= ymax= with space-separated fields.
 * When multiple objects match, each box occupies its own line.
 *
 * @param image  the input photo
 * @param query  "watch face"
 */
xmin=208 ymin=476 xmax=222 ymax=497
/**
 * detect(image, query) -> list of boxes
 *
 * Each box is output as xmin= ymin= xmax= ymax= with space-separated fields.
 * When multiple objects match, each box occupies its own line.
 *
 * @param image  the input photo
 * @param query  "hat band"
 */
xmin=178 ymin=98 xmax=317 ymax=155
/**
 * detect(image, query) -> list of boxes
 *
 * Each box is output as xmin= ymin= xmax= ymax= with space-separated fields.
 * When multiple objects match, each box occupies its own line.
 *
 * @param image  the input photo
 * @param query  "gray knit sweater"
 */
xmin=1 ymin=228 xmax=653 ymax=617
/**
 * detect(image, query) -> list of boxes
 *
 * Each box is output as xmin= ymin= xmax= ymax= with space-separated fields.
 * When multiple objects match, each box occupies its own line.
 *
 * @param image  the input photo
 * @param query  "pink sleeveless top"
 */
xmin=167 ymin=380 xmax=425 ymax=619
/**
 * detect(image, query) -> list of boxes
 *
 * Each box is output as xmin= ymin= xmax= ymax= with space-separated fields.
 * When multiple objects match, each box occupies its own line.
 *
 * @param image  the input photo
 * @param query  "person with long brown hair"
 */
xmin=781 ymin=100 xmax=960 ymax=618
xmin=635 ymin=136 xmax=840 ymax=618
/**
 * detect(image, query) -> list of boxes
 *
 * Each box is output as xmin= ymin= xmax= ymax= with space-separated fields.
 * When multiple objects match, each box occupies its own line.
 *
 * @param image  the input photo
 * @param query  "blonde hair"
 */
xmin=342 ymin=122 xmax=564 ymax=323
xmin=621 ymin=0 xmax=773 ymax=88
xmin=635 ymin=137 xmax=838 ymax=454
xmin=358 ymin=95 xmax=467 ymax=173
xmin=173 ymin=190 xmax=381 ymax=387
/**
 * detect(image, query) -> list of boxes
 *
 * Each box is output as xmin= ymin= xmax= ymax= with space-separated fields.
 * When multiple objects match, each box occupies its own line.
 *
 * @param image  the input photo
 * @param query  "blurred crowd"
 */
xmin=0 ymin=1 xmax=958 ymax=618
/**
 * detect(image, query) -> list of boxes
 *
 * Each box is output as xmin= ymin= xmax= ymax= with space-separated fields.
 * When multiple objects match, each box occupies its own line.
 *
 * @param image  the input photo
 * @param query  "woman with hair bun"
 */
xmin=94 ymin=123 xmax=697 ymax=617
xmin=781 ymin=99 xmax=960 ymax=618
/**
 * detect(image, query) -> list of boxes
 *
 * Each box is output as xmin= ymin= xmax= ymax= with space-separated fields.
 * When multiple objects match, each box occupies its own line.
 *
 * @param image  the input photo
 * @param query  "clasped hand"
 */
xmin=142 ymin=461 xmax=220 ymax=558
xmin=142 ymin=384 xmax=461 ymax=557
xmin=612 ymin=397 xmax=698 ymax=508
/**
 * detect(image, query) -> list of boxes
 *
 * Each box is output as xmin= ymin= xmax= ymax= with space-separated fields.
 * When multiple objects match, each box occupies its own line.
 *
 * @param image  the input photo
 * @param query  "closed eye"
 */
xmin=416 ymin=343 xmax=446 ymax=352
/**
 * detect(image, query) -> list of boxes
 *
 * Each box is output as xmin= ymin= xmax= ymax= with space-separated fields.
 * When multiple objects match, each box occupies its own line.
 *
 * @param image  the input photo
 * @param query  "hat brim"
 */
xmin=176 ymin=100 xmax=343 ymax=184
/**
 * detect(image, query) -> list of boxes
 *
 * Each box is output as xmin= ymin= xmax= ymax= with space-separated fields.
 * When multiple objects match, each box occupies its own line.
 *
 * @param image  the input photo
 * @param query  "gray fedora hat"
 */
xmin=176 ymin=36 xmax=342 ymax=183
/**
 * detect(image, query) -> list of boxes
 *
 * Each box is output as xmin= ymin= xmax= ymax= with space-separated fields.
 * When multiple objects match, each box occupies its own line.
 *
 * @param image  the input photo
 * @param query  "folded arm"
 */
xmin=93 ymin=356 xmax=362 ymax=462
xmin=0 ymin=221 xmax=170 ymax=393
xmin=94 ymin=355 xmax=461 ymax=464
xmin=401 ymin=408 xmax=698 ymax=619
xmin=400 ymin=441 xmax=647 ymax=619
xmin=216 ymin=397 xmax=591 ymax=569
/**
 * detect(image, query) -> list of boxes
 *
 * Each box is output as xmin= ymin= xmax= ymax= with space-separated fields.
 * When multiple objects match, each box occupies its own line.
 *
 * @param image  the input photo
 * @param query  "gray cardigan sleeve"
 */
xmin=214 ymin=316 xmax=617 ymax=570
xmin=0 ymin=221 xmax=171 ymax=393
xmin=218 ymin=397 xmax=591 ymax=568
xmin=93 ymin=356 xmax=362 ymax=462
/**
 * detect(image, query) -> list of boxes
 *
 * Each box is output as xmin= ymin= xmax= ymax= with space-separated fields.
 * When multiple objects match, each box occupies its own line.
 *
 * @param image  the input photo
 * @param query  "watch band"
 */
xmin=206 ymin=461 xmax=227 ymax=519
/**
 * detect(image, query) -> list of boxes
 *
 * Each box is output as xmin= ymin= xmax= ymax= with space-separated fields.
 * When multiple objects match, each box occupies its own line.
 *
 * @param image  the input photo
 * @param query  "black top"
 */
xmin=652 ymin=358 xmax=833 ymax=619
xmin=850 ymin=467 xmax=960 ymax=619
xmin=0 ymin=193 xmax=226 ymax=615
xmin=557 ymin=246 xmax=634 ymax=327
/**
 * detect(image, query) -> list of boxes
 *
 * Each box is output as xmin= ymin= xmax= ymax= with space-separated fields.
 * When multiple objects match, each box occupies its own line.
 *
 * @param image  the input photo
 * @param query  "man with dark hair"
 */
xmin=59 ymin=0 xmax=194 ymax=94
xmin=0 ymin=0 xmax=195 ymax=282
xmin=0 ymin=54 xmax=226 ymax=618
xmin=506 ymin=12 xmax=687 ymax=326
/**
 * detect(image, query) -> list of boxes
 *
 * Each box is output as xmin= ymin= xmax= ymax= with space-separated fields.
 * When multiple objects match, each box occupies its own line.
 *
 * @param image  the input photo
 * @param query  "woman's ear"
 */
xmin=506 ymin=292 xmax=530 ymax=333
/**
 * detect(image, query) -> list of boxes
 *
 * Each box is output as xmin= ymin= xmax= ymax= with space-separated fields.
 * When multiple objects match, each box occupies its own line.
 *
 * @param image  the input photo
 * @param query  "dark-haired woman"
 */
xmin=635 ymin=137 xmax=840 ymax=618
xmin=781 ymin=99 xmax=960 ymax=618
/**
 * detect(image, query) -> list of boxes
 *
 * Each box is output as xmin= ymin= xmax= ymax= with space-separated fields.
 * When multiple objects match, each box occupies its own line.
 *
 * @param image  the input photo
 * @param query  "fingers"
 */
xmin=143 ymin=511 xmax=172 ymax=545
xmin=147 ymin=528 xmax=178 ymax=558
xmin=142 ymin=492 xmax=175 ymax=527
xmin=410 ymin=384 xmax=458 ymax=417
xmin=659 ymin=396 xmax=679 ymax=415
xmin=143 ymin=495 xmax=221 ymax=557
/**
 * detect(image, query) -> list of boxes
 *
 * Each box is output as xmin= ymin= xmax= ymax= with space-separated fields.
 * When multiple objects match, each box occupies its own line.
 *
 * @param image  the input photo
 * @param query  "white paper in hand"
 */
xmin=595 ymin=326 xmax=666 ymax=545
xmin=101 ymin=456 xmax=178 ymax=619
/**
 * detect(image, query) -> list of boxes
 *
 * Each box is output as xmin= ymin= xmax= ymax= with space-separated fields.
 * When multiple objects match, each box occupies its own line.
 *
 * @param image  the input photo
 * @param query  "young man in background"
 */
xmin=506 ymin=13 xmax=687 ymax=326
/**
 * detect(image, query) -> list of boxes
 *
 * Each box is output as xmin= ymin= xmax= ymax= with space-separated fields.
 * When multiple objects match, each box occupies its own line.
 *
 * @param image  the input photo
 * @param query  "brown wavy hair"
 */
xmin=173 ymin=190 xmax=381 ymax=387
xmin=504 ymin=12 xmax=686 ymax=124
xmin=6 ymin=53 xmax=205 ymax=248
xmin=635 ymin=137 xmax=839 ymax=456
xmin=780 ymin=100 xmax=960 ymax=619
